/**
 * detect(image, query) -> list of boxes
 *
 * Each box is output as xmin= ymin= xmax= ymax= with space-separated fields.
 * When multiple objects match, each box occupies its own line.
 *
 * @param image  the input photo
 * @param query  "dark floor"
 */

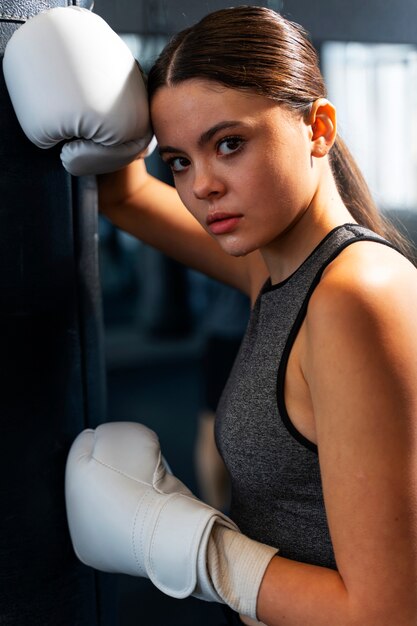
xmin=105 ymin=328 xmax=229 ymax=626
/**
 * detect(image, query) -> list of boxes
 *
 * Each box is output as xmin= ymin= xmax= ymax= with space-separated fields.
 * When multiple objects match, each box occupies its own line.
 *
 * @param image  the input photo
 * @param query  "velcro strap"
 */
xmin=143 ymin=493 xmax=237 ymax=598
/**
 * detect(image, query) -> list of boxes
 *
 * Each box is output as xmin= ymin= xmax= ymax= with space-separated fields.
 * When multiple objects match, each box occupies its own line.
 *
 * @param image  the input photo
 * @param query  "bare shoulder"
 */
xmin=307 ymin=239 xmax=417 ymax=332
xmin=303 ymin=237 xmax=417 ymax=430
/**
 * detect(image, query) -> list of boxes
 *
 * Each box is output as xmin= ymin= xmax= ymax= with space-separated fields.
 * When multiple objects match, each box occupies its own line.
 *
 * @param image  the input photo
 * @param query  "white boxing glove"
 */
xmin=65 ymin=422 xmax=278 ymax=619
xmin=3 ymin=7 xmax=154 ymax=176
xmin=65 ymin=421 xmax=239 ymax=601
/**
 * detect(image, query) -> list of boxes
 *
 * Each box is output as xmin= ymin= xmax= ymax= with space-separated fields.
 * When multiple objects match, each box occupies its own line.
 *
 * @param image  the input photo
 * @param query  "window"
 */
xmin=322 ymin=42 xmax=417 ymax=211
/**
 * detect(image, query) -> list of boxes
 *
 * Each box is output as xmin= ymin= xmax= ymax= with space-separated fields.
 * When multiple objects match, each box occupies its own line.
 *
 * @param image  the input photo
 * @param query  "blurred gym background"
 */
xmin=88 ymin=1 xmax=417 ymax=624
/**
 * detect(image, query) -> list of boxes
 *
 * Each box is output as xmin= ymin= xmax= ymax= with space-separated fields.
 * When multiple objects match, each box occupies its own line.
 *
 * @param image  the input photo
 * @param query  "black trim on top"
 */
xmin=276 ymin=233 xmax=400 ymax=454
xmin=263 ymin=224 xmax=358 ymax=293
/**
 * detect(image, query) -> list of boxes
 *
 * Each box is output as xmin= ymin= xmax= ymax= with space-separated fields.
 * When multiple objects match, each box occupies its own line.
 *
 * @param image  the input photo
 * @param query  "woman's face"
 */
xmin=151 ymin=79 xmax=319 ymax=258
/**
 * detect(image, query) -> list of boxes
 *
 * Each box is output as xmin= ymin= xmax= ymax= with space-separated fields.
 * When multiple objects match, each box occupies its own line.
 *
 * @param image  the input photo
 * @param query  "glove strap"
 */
xmin=135 ymin=492 xmax=238 ymax=599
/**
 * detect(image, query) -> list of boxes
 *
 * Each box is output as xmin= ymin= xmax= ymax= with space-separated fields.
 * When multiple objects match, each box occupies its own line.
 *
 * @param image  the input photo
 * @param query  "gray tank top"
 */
xmin=215 ymin=224 xmax=395 ymax=569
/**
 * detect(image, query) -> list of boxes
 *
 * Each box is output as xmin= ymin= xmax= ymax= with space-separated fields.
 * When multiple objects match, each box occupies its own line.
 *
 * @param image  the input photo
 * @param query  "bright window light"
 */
xmin=322 ymin=42 xmax=417 ymax=211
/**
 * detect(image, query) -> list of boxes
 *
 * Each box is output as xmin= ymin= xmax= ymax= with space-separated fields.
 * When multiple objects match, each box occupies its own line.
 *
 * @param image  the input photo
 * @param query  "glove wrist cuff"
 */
xmin=207 ymin=526 xmax=279 ymax=620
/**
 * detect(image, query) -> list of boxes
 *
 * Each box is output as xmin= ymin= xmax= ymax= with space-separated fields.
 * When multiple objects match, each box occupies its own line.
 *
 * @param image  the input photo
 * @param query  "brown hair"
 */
xmin=148 ymin=6 xmax=412 ymax=258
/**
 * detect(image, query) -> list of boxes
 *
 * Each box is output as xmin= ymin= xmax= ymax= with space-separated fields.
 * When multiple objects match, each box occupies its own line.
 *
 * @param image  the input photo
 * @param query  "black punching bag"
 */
xmin=0 ymin=2 xmax=117 ymax=624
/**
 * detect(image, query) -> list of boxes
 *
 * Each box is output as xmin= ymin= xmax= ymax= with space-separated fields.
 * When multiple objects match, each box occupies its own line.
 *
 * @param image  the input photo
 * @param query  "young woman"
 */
xmin=99 ymin=6 xmax=417 ymax=626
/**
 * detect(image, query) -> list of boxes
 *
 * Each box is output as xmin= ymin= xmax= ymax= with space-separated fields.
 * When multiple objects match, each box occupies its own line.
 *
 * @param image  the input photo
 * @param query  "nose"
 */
xmin=192 ymin=163 xmax=226 ymax=201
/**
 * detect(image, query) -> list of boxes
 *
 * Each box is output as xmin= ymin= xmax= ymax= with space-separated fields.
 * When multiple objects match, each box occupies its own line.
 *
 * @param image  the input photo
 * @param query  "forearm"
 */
xmin=98 ymin=159 xmax=150 ymax=215
xmin=257 ymin=554 xmax=417 ymax=626
xmin=256 ymin=556 xmax=351 ymax=626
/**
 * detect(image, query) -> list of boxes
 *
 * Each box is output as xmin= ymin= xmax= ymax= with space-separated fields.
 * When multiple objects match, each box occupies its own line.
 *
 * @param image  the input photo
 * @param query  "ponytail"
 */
xmin=330 ymin=136 xmax=415 ymax=261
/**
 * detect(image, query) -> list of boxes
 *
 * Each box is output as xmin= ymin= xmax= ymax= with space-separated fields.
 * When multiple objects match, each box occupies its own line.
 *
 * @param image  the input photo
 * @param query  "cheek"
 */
xmin=266 ymin=148 xmax=311 ymax=195
xmin=231 ymin=156 xmax=270 ymax=197
xmin=242 ymin=161 xmax=283 ymax=200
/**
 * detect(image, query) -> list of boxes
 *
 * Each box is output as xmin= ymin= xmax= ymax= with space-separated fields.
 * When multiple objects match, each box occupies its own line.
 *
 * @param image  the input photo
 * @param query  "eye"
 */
xmin=217 ymin=136 xmax=245 ymax=156
xmin=167 ymin=156 xmax=190 ymax=173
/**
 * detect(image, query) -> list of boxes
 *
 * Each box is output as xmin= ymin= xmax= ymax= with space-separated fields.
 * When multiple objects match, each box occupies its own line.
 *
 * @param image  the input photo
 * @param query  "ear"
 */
xmin=305 ymin=98 xmax=337 ymax=158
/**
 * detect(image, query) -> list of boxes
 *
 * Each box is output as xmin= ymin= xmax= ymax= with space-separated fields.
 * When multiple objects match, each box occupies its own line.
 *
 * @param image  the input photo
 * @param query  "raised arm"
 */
xmin=98 ymin=158 xmax=268 ymax=301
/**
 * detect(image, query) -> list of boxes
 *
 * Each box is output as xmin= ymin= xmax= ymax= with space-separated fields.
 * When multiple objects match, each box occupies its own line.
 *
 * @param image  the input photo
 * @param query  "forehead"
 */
xmin=150 ymin=78 xmax=280 ymax=143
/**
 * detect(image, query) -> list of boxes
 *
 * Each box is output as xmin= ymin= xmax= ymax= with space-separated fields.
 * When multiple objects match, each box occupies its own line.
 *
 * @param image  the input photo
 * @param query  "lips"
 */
xmin=206 ymin=211 xmax=242 ymax=235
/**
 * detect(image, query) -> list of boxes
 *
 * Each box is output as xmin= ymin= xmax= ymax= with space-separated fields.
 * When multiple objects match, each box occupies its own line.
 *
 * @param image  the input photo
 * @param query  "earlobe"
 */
xmin=307 ymin=98 xmax=337 ymax=158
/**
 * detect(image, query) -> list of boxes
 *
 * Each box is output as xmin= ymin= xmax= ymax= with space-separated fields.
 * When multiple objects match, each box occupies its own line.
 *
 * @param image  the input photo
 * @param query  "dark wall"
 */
xmin=94 ymin=0 xmax=277 ymax=34
xmin=283 ymin=0 xmax=417 ymax=44
xmin=94 ymin=0 xmax=417 ymax=43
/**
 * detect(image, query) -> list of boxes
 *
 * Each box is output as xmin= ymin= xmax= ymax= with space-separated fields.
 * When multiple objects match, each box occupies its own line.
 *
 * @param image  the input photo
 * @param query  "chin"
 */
xmin=221 ymin=241 xmax=256 ymax=258
xmin=213 ymin=231 xmax=260 ymax=257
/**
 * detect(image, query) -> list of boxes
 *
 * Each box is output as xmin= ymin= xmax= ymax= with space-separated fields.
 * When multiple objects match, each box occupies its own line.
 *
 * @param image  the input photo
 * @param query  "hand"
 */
xmin=3 ymin=7 xmax=154 ymax=176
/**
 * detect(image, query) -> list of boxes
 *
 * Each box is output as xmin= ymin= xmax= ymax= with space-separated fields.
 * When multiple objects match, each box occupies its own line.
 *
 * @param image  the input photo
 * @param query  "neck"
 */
xmin=261 ymin=164 xmax=354 ymax=285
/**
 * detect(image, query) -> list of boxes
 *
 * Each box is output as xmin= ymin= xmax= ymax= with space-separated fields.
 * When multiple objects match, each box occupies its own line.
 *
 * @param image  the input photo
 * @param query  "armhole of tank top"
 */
xmin=276 ymin=235 xmax=399 ymax=455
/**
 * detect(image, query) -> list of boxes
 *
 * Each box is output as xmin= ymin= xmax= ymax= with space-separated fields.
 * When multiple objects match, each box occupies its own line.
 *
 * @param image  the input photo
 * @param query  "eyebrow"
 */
xmin=158 ymin=121 xmax=243 ymax=156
